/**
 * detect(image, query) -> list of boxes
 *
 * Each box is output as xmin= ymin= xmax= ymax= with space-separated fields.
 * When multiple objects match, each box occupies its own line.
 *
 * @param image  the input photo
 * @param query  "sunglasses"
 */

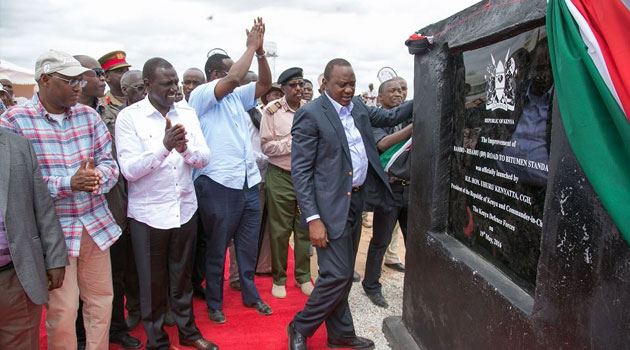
xmin=92 ymin=68 xmax=105 ymax=77
xmin=287 ymin=81 xmax=305 ymax=88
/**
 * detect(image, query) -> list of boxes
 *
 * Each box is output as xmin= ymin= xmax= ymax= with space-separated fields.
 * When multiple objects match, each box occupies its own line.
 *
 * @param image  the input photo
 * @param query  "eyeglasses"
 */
xmin=52 ymin=74 xmax=87 ymax=88
xmin=92 ymin=68 xmax=105 ymax=77
xmin=287 ymin=81 xmax=305 ymax=88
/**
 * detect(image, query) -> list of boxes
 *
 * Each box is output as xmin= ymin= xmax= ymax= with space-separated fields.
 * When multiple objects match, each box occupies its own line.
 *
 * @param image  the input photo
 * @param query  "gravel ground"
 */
xmin=349 ymin=267 xmax=404 ymax=350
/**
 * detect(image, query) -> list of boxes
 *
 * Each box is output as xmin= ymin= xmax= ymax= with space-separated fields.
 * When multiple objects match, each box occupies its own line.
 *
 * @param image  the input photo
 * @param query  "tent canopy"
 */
xmin=0 ymin=58 xmax=35 ymax=85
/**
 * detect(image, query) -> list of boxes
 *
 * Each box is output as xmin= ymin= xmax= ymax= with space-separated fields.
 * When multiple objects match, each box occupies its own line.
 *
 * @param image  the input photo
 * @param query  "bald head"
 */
xmin=182 ymin=67 xmax=206 ymax=101
xmin=120 ymin=70 xmax=145 ymax=105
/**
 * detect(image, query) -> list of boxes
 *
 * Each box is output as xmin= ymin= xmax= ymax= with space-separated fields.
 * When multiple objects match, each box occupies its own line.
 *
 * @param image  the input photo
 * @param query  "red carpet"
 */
xmin=39 ymin=249 xmax=332 ymax=349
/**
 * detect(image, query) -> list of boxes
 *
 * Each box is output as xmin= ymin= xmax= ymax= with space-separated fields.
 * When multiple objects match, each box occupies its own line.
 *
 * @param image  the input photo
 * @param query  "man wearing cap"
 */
xmin=0 ymin=49 xmax=121 ymax=350
xmin=261 ymin=83 xmax=283 ymax=106
xmin=99 ymin=50 xmax=131 ymax=121
xmin=0 ymin=77 xmax=16 ymax=108
xmin=0 ymin=83 xmax=12 ymax=113
xmin=189 ymin=17 xmax=273 ymax=324
xmin=260 ymin=67 xmax=312 ymax=299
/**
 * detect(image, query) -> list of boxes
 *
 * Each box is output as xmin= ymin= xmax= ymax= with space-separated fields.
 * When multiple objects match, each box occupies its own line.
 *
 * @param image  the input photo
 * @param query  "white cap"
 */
xmin=34 ymin=50 xmax=89 ymax=81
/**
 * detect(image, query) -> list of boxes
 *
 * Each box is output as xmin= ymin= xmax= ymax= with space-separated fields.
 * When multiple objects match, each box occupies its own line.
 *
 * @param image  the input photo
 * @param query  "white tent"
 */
xmin=0 ymin=58 xmax=36 ymax=98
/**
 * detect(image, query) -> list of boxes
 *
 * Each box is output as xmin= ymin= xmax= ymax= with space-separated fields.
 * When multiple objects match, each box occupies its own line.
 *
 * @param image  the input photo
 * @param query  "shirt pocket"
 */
xmin=136 ymin=128 xmax=164 ymax=152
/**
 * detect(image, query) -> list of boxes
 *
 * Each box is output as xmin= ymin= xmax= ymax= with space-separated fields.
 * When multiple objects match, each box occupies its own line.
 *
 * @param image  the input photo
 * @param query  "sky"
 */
xmin=0 ymin=0 xmax=479 ymax=97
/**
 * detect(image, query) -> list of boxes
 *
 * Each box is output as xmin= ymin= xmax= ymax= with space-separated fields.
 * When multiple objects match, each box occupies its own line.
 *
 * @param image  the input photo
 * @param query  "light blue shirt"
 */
xmin=325 ymin=92 xmax=368 ymax=187
xmin=189 ymin=80 xmax=261 ymax=189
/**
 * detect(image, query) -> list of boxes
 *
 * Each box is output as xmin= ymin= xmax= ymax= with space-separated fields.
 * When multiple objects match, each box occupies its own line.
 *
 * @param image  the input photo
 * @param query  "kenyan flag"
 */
xmin=547 ymin=0 xmax=630 ymax=244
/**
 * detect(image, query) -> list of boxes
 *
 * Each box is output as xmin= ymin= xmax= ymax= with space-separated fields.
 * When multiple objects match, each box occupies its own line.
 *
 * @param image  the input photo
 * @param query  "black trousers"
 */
xmin=362 ymin=182 xmax=409 ymax=295
xmin=293 ymin=187 xmax=364 ymax=339
xmin=129 ymin=216 xmax=201 ymax=350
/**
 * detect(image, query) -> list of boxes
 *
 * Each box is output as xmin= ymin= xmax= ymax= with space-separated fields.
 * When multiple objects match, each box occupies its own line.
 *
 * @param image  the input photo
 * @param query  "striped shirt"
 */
xmin=0 ymin=94 xmax=121 ymax=257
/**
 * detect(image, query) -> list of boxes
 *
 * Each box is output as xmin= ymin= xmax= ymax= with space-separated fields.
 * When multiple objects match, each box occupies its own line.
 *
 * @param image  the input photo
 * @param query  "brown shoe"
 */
xmin=180 ymin=337 xmax=219 ymax=350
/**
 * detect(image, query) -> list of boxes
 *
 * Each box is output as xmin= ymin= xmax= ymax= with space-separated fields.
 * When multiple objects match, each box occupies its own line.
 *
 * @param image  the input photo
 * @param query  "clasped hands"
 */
xmin=163 ymin=116 xmax=188 ymax=153
xmin=70 ymin=157 xmax=103 ymax=194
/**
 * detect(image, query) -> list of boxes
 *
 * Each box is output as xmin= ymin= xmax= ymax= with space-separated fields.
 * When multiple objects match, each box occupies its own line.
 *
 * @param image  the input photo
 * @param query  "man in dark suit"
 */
xmin=287 ymin=58 xmax=412 ymax=350
xmin=0 ymin=129 xmax=69 ymax=349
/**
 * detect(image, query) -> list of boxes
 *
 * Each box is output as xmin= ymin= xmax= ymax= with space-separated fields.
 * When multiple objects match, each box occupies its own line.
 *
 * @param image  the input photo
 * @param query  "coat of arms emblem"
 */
xmin=485 ymin=49 xmax=517 ymax=111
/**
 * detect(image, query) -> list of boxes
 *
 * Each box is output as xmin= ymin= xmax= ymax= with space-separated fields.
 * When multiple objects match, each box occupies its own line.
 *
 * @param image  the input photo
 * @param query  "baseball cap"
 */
xmin=34 ymin=50 xmax=90 ymax=81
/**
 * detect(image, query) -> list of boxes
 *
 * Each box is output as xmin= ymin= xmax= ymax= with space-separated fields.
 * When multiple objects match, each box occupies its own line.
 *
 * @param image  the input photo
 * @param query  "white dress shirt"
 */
xmin=115 ymin=97 xmax=211 ymax=229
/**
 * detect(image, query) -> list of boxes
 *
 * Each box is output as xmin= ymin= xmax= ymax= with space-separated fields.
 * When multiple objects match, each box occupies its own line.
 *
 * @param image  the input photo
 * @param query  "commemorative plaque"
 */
xmin=448 ymin=27 xmax=553 ymax=292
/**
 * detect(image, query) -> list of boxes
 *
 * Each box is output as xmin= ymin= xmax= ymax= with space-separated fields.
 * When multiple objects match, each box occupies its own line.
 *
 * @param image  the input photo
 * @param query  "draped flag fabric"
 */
xmin=547 ymin=0 xmax=630 ymax=244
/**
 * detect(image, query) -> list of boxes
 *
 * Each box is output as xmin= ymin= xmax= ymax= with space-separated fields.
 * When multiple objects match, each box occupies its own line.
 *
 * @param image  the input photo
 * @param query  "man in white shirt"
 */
xmin=115 ymin=57 xmax=216 ymax=350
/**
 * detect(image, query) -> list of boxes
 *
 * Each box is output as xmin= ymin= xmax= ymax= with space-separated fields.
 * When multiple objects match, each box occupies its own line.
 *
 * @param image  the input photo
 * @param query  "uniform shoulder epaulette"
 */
xmin=265 ymin=101 xmax=283 ymax=115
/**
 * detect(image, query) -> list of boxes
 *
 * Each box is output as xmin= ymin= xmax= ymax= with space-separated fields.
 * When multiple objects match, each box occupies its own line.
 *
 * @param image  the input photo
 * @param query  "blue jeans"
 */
xmin=194 ymin=175 xmax=262 ymax=310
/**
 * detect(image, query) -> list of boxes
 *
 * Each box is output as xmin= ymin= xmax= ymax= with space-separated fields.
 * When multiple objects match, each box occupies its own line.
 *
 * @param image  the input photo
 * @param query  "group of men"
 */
xmin=0 ymin=16 xmax=414 ymax=350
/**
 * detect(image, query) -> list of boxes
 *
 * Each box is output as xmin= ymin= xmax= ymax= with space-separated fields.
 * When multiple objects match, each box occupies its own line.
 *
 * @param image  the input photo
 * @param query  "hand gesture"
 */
xmin=308 ymin=219 xmax=328 ymax=248
xmin=163 ymin=116 xmax=188 ymax=152
xmin=246 ymin=17 xmax=265 ymax=55
xmin=70 ymin=157 xmax=104 ymax=194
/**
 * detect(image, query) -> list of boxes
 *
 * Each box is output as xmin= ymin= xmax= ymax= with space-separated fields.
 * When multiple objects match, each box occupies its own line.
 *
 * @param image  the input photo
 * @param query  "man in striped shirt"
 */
xmin=0 ymin=49 xmax=121 ymax=350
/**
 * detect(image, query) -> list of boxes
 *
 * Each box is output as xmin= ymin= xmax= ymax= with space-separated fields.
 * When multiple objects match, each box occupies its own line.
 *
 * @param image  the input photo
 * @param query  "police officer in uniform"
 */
xmin=260 ymin=67 xmax=313 ymax=299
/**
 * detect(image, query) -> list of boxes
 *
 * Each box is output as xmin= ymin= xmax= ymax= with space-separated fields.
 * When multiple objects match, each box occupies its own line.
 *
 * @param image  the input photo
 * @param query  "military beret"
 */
xmin=277 ymin=67 xmax=303 ymax=86
xmin=98 ymin=50 xmax=131 ymax=72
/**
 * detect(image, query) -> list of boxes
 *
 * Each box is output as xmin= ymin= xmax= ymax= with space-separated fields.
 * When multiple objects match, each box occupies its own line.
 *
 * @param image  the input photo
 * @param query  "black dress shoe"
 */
xmin=244 ymin=300 xmax=272 ymax=315
xmin=208 ymin=308 xmax=226 ymax=324
xmin=327 ymin=336 xmax=375 ymax=349
xmin=287 ymin=321 xmax=307 ymax=350
xmin=353 ymin=271 xmax=360 ymax=282
xmin=230 ymin=280 xmax=241 ymax=291
xmin=193 ymin=285 xmax=207 ymax=300
xmin=110 ymin=332 xmax=143 ymax=349
xmin=366 ymin=292 xmax=389 ymax=308
xmin=180 ymin=337 xmax=219 ymax=350
xmin=125 ymin=312 xmax=141 ymax=330
xmin=384 ymin=262 xmax=405 ymax=272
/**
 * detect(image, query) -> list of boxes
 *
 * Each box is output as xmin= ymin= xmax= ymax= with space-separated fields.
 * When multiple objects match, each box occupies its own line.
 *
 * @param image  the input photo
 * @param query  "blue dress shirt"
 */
xmin=189 ymin=80 xmax=261 ymax=189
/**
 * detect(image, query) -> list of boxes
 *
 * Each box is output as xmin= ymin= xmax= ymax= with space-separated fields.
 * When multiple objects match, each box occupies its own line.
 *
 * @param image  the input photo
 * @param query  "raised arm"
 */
xmin=366 ymin=99 xmax=413 ymax=128
xmin=215 ymin=18 xmax=269 ymax=101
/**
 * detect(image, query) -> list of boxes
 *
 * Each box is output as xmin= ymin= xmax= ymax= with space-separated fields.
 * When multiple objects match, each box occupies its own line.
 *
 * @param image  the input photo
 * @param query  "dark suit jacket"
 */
xmin=0 ymin=129 xmax=68 ymax=305
xmin=291 ymin=95 xmax=412 ymax=239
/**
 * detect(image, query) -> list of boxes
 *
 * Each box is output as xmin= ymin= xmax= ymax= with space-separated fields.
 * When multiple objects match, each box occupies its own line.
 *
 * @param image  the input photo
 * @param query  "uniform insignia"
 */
xmin=266 ymin=101 xmax=283 ymax=115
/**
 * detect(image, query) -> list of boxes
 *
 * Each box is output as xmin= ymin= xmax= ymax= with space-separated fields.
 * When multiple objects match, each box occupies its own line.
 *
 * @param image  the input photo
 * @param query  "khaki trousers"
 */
xmin=0 ymin=266 xmax=42 ymax=350
xmin=46 ymin=231 xmax=113 ymax=350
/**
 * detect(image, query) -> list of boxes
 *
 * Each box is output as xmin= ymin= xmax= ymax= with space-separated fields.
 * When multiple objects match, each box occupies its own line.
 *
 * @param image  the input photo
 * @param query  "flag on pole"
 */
xmin=547 ymin=0 xmax=630 ymax=244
